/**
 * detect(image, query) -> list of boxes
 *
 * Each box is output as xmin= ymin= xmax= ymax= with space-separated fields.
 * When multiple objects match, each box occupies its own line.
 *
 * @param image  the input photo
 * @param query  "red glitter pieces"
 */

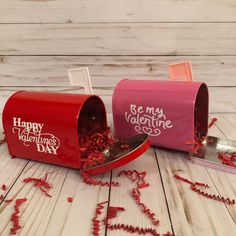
xmin=10 ymin=198 xmax=27 ymax=235
xmin=208 ymin=117 xmax=218 ymax=128
xmin=218 ymin=153 xmax=236 ymax=167
xmin=118 ymin=170 xmax=159 ymax=226
xmin=2 ymin=184 xmax=7 ymax=191
xmin=67 ymin=197 xmax=73 ymax=203
xmin=174 ymin=174 xmax=235 ymax=205
xmin=23 ymin=174 xmax=52 ymax=198
xmin=81 ymin=171 xmax=119 ymax=187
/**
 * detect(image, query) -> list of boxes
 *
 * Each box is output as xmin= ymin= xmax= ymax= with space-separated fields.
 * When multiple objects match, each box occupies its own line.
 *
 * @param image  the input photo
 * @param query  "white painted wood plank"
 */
xmin=0 ymin=23 xmax=236 ymax=55
xmin=108 ymin=148 xmax=173 ymax=235
xmin=1 ymin=0 xmax=236 ymax=23
xmin=155 ymin=148 xmax=236 ymax=236
xmin=0 ymin=161 xmax=67 ymax=236
xmin=1 ymin=86 xmax=236 ymax=114
xmin=42 ymin=170 xmax=110 ymax=236
xmin=0 ymin=116 xmax=29 ymax=202
xmin=0 ymin=159 xmax=110 ymax=236
xmin=1 ymin=56 xmax=235 ymax=87
xmin=210 ymin=114 xmax=236 ymax=140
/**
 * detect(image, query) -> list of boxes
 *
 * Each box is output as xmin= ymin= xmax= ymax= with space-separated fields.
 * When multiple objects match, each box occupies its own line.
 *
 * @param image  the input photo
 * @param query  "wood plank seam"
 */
xmin=154 ymin=147 xmax=175 ymax=235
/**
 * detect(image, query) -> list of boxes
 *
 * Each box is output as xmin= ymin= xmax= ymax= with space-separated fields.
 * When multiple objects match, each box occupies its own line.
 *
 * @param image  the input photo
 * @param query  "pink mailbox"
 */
xmin=112 ymin=79 xmax=209 ymax=152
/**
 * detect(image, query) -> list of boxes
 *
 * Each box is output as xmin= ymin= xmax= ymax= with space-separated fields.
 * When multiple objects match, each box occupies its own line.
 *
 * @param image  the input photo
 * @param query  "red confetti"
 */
xmin=131 ymin=188 xmax=160 ymax=226
xmin=23 ymin=173 xmax=52 ymax=197
xmin=92 ymin=201 xmax=108 ymax=236
xmin=208 ymin=117 xmax=218 ymax=128
xmin=218 ymin=153 xmax=236 ymax=167
xmin=103 ymin=205 xmax=160 ymax=236
xmin=174 ymin=174 xmax=235 ymax=205
xmin=0 ymin=194 xmax=3 ymax=200
xmin=5 ymin=199 xmax=13 ymax=203
xmin=1 ymin=184 xmax=7 ymax=191
xmin=10 ymin=198 xmax=27 ymax=235
xmin=81 ymin=171 xmax=119 ymax=187
xmin=191 ymin=184 xmax=235 ymax=205
xmin=118 ymin=170 xmax=159 ymax=226
xmin=79 ymin=128 xmax=114 ymax=169
xmin=67 ymin=197 xmax=73 ymax=203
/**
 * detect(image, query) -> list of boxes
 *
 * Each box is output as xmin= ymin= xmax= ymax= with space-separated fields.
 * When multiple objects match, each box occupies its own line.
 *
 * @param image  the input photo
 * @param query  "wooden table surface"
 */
xmin=0 ymin=88 xmax=235 ymax=236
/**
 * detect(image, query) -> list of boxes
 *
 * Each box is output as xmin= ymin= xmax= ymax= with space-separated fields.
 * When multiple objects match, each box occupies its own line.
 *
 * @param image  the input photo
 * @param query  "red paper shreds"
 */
xmin=0 ymin=132 xmax=6 ymax=145
xmin=174 ymin=174 xmax=235 ymax=205
xmin=2 ymin=184 xmax=7 ymax=191
xmin=0 ymin=194 xmax=3 ymax=200
xmin=23 ymin=174 xmax=52 ymax=197
xmin=218 ymin=153 xmax=236 ymax=167
xmin=118 ymin=170 xmax=159 ymax=226
xmin=191 ymin=184 xmax=235 ymax=205
xmin=5 ymin=199 xmax=13 ymax=203
xmin=92 ymin=201 xmax=108 ymax=236
xmin=163 ymin=232 xmax=174 ymax=236
xmin=80 ymin=171 xmax=119 ymax=187
xmin=67 ymin=197 xmax=73 ymax=203
xmin=79 ymin=128 xmax=115 ymax=169
xmin=187 ymin=117 xmax=218 ymax=154
xmin=118 ymin=170 xmax=150 ymax=189
xmin=131 ymin=188 xmax=160 ymax=226
xmin=103 ymin=205 xmax=160 ymax=236
xmin=208 ymin=117 xmax=218 ymax=128
xmin=10 ymin=198 xmax=27 ymax=235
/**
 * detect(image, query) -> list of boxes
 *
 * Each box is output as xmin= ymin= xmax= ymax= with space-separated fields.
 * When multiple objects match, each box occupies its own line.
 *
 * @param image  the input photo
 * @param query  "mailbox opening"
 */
xmin=78 ymin=96 xmax=107 ymax=134
xmin=194 ymin=83 xmax=209 ymax=141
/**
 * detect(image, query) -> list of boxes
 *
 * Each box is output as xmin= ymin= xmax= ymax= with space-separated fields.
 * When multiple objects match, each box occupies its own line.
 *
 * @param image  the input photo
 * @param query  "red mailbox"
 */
xmin=2 ymin=91 xmax=150 ymax=175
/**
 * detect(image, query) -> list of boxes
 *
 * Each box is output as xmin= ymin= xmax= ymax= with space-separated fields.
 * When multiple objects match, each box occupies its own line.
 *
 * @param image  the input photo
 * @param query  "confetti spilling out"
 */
xmin=174 ymin=175 xmax=235 ymax=205
xmin=79 ymin=127 xmax=128 ymax=170
xmin=67 ymin=197 xmax=73 ymax=203
xmin=79 ymin=128 xmax=114 ymax=169
xmin=10 ymin=198 xmax=27 ymax=235
xmin=23 ymin=173 xmax=52 ymax=198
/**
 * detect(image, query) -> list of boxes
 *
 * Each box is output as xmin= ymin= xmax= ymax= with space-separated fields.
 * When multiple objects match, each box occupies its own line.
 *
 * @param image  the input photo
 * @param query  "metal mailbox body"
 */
xmin=2 ymin=91 xmax=107 ymax=169
xmin=112 ymin=79 xmax=209 ymax=152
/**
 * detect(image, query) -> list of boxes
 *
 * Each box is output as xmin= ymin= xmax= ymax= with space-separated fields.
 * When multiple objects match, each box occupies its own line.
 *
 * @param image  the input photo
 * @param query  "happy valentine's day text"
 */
xmin=12 ymin=117 xmax=60 ymax=155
